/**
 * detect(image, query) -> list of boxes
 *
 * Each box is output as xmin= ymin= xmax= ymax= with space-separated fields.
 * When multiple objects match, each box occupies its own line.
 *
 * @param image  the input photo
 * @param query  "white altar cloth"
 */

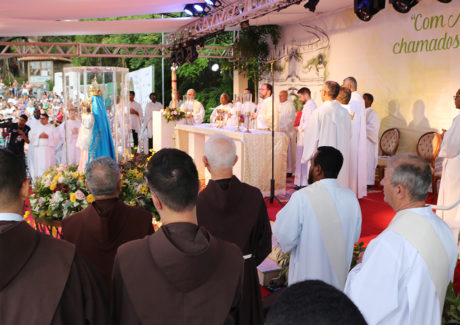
xmin=175 ymin=124 xmax=288 ymax=196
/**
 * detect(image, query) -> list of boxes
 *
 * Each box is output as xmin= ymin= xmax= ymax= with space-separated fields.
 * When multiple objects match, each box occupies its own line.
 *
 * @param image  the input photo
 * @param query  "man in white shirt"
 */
xmin=438 ymin=88 xmax=460 ymax=247
xmin=169 ymin=90 xmax=183 ymax=109
xmin=180 ymin=89 xmax=205 ymax=124
xmin=363 ymin=93 xmax=381 ymax=187
xmin=294 ymin=87 xmax=317 ymax=189
xmin=278 ymin=90 xmax=297 ymax=174
xmin=129 ymin=91 xmax=142 ymax=149
xmin=255 ymin=83 xmax=278 ymax=131
xmin=343 ymin=77 xmax=367 ymax=198
xmin=26 ymin=108 xmax=42 ymax=179
xmin=29 ymin=113 xmax=58 ymax=179
xmin=302 ymin=81 xmax=351 ymax=189
xmin=345 ymin=154 xmax=457 ymax=325
xmin=143 ymin=92 xmax=163 ymax=152
xmin=210 ymin=93 xmax=233 ymax=125
xmin=274 ymin=146 xmax=362 ymax=289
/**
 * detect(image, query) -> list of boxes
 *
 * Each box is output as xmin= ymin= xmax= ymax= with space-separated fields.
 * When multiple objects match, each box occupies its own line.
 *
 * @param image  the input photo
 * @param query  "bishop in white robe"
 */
xmin=274 ymin=147 xmax=361 ymax=289
xmin=278 ymin=91 xmax=297 ymax=174
xmin=365 ymin=102 xmax=381 ymax=186
xmin=180 ymin=89 xmax=205 ymax=125
xmin=29 ymin=114 xmax=58 ymax=179
xmin=301 ymin=82 xmax=351 ymax=189
xmin=295 ymin=95 xmax=317 ymax=187
xmin=438 ymin=89 xmax=460 ymax=245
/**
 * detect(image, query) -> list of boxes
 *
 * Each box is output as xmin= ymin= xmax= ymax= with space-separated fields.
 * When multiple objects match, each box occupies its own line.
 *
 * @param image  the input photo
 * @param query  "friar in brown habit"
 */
xmin=196 ymin=134 xmax=272 ymax=325
xmin=0 ymin=149 xmax=109 ymax=324
xmin=62 ymin=156 xmax=154 ymax=289
xmin=112 ymin=148 xmax=244 ymax=325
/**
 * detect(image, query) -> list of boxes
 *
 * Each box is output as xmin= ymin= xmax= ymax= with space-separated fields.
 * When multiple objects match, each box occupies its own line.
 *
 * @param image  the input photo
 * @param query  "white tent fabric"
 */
xmin=0 ymin=17 xmax=196 ymax=37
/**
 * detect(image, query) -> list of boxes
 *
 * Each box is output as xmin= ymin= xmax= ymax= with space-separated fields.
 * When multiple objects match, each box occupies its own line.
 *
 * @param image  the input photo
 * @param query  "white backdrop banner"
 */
xmin=129 ymin=65 xmax=155 ymax=113
xmin=266 ymin=1 xmax=460 ymax=153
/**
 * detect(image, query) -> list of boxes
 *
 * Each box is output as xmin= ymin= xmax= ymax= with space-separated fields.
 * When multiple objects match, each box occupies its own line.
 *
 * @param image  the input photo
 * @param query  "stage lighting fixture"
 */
xmin=211 ymin=63 xmax=219 ymax=72
xmin=390 ymin=0 xmax=418 ymax=14
xmin=354 ymin=0 xmax=385 ymax=21
xmin=205 ymin=0 xmax=222 ymax=7
xmin=304 ymin=0 xmax=319 ymax=12
xmin=185 ymin=45 xmax=199 ymax=64
xmin=184 ymin=4 xmax=194 ymax=16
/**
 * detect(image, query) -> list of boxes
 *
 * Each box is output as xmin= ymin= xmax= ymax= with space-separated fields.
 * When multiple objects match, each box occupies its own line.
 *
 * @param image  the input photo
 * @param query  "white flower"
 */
xmin=52 ymin=191 xmax=64 ymax=203
xmin=75 ymin=190 xmax=85 ymax=201
xmin=58 ymin=176 xmax=65 ymax=183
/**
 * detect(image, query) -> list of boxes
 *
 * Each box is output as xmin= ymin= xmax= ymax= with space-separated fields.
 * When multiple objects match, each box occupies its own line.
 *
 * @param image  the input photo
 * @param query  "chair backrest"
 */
xmin=416 ymin=131 xmax=442 ymax=163
xmin=380 ymin=128 xmax=400 ymax=156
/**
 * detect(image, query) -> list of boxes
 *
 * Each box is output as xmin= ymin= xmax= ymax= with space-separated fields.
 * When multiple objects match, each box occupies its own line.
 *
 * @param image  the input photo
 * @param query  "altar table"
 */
xmin=175 ymin=124 xmax=288 ymax=196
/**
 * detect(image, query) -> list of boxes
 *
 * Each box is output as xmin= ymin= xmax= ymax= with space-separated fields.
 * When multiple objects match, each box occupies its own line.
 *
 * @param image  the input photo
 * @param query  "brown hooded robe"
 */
xmin=196 ymin=176 xmax=272 ymax=325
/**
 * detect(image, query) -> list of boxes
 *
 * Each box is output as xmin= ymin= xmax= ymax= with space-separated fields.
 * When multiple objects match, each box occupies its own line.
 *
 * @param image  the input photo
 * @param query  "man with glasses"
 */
xmin=437 ymin=88 xmax=460 ymax=248
xmin=29 ymin=113 xmax=58 ymax=179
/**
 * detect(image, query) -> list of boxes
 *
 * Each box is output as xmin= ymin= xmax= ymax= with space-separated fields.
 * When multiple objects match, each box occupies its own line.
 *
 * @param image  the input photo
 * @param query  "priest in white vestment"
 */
xmin=364 ymin=93 xmax=381 ymax=186
xmin=129 ymin=91 xmax=143 ymax=149
xmin=301 ymin=81 xmax=351 ymax=188
xmin=26 ymin=108 xmax=42 ymax=179
xmin=255 ymin=83 xmax=279 ymax=131
xmin=209 ymin=93 xmax=233 ymax=125
xmin=438 ymin=88 xmax=460 ymax=246
xmin=343 ymin=77 xmax=367 ymax=198
xmin=278 ymin=90 xmax=297 ymax=174
xmin=294 ymin=88 xmax=317 ymax=188
xmin=29 ymin=113 xmax=58 ymax=179
xmin=57 ymin=108 xmax=81 ymax=165
xmin=179 ymin=89 xmax=205 ymax=125
xmin=274 ymin=146 xmax=361 ymax=289
xmin=143 ymin=92 xmax=163 ymax=152
xmin=345 ymin=154 xmax=457 ymax=325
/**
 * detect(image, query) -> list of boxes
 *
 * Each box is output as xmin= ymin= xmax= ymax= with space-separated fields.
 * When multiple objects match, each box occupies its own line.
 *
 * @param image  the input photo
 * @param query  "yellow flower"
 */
xmin=46 ymin=210 xmax=51 ymax=216
xmin=128 ymin=202 xmax=136 ymax=207
xmin=86 ymin=194 xmax=95 ymax=203
xmin=70 ymin=193 xmax=77 ymax=203
xmin=24 ymin=210 xmax=30 ymax=219
xmin=40 ymin=211 xmax=45 ymax=217
xmin=72 ymin=171 xmax=79 ymax=179
xmin=50 ymin=183 xmax=57 ymax=191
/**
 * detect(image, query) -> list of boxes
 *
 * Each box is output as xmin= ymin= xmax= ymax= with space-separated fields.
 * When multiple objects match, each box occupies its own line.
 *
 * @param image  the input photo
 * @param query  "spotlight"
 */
xmin=354 ymin=0 xmax=385 ymax=21
xmin=205 ymin=0 xmax=222 ymax=7
xmin=194 ymin=4 xmax=204 ymax=12
xmin=211 ymin=63 xmax=219 ymax=72
xmin=390 ymin=0 xmax=418 ymax=14
xmin=304 ymin=0 xmax=320 ymax=12
xmin=184 ymin=4 xmax=194 ymax=16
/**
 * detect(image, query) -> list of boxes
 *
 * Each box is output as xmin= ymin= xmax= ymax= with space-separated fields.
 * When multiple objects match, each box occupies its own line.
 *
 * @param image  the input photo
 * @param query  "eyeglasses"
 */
xmin=454 ymin=95 xmax=460 ymax=99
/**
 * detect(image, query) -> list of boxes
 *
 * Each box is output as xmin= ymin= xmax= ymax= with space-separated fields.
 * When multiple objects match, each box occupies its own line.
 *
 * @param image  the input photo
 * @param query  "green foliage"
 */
xmin=443 ymin=282 xmax=460 ymax=324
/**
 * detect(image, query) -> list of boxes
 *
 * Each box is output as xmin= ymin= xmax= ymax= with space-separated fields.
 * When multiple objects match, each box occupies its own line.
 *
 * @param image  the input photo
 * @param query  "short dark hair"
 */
xmin=149 ymin=92 xmax=156 ymax=97
xmin=297 ymin=87 xmax=311 ymax=97
xmin=130 ymin=91 xmax=135 ymax=96
xmin=20 ymin=114 xmax=28 ymax=121
xmin=146 ymin=148 xmax=199 ymax=212
xmin=337 ymin=87 xmax=351 ymax=105
xmin=0 ymin=149 xmax=27 ymax=204
xmin=265 ymin=280 xmax=367 ymax=325
xmin=264 ymin=83 xmax=273 ymax=95
xmin=363 ymin=93 xmax=374 ymax=104
xmin=324 ymin=81 xmax=340 ymax=99
xmin=313 ymin=146 xmax=343 ymax=179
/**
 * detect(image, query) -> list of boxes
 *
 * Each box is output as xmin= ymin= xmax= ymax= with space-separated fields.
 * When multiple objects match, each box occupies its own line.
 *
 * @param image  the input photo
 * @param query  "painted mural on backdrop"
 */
xmin=261 ymin=24 xmax=330 ymax=107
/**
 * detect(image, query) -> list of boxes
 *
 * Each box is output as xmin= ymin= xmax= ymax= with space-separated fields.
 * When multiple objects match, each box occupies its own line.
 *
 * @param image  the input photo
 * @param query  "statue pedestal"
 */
xmin=152 ymin=111 xmax=176 ymax=151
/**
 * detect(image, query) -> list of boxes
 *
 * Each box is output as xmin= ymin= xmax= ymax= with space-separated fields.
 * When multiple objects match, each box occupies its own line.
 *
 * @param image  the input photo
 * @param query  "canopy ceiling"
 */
xmin=0 ymin=0 xmax=352 ymax=37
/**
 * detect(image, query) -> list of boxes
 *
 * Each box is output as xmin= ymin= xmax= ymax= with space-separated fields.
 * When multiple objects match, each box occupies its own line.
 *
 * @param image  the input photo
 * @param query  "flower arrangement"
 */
xmin=161 ymin=106 xmax=185 ymax=123
xmin=29 ymin=164 xmax=91 ymax=222
xmin=30 ymin=153 xmax=160 ymax=222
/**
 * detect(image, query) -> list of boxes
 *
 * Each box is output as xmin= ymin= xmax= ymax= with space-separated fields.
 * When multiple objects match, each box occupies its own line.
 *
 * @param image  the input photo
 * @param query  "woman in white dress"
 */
xmin=76 ymin=107 xmax=95 ymax=173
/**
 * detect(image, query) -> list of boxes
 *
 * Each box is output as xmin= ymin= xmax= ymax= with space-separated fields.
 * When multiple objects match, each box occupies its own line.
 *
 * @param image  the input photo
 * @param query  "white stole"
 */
xmin=303 ymin=181 xmax=348 ymax=289
xmin=387 ymin=210 xmax=450 ymax=312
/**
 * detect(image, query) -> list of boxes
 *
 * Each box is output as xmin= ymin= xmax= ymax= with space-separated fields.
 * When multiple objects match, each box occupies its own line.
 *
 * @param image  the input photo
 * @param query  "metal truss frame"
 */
xmin=166 ymin=0 xmax=301 ymax=45
xmin=0 ymin=41 xmax=233 ymax=58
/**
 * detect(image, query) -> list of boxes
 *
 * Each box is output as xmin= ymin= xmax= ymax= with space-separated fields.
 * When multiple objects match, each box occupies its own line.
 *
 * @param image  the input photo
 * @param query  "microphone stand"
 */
xmin=265 ymin=56 xmax=284 ymax=206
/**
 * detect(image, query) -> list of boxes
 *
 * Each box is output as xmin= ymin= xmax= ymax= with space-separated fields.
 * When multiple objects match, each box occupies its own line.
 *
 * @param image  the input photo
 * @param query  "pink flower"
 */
xmin=75 ymin=190 xmax=85 ymax=201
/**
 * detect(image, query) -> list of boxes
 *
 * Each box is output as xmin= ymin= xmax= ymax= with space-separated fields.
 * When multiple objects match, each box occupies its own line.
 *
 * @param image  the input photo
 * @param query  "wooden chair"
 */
xmin=416 ymin=131 xmax=442 ymax=202
xmin=376 ymin=128 xmax=400 ymax=181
